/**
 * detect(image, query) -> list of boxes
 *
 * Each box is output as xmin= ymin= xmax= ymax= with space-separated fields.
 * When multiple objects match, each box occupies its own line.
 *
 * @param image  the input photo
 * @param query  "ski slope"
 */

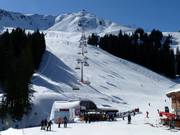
xmin=19 ymin=29 xmax=175 ymax=127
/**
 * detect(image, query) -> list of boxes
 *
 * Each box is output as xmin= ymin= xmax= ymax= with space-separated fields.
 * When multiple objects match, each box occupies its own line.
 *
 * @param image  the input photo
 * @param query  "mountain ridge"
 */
xmin=0 ymin=8 xmax=55 ymax=30
xmin=0 ymin=9 xmax=134 ymax=33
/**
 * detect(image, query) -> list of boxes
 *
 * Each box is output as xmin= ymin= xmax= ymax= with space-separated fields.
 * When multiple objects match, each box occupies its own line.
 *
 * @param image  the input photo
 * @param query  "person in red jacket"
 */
xmin=57 ymin=117 xmax=62 ymax=128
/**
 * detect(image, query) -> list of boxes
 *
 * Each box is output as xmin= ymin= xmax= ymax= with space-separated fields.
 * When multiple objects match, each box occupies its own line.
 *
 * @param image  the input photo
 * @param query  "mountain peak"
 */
xmin=49 ymin=10 xmax=134 ymax=33
xmin=78 ymin=9 xmax=90 ymax=15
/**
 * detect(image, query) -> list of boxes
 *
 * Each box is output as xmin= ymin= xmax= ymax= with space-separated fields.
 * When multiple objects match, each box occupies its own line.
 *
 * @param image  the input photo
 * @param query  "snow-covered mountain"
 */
xmin=48 ymin=10 xmax=133 ymax=33
xmin=0 ymin=9 xmax=55 ymax=30
xmin=0 ymin=9 xmax=134 ymax=34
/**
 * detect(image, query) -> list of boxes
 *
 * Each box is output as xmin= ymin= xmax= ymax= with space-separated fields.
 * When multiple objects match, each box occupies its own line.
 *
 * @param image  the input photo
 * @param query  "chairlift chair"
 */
xmin=84 ymin=62 xmax=89 ymax=67
xmin=77 ymin=58 xmax=82 ymax=63
xmin=75 ymin=65 xmax=80 ymax=70
xmin=72 ymin=86 xmax=80 ymax=90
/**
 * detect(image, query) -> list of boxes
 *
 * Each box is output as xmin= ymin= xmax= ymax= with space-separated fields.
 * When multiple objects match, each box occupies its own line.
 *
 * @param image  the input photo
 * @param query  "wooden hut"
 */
xmin=166 ymin=89 xmax=180 ymax=127
xmin=166 ymin=89 xmax=180 ymax=116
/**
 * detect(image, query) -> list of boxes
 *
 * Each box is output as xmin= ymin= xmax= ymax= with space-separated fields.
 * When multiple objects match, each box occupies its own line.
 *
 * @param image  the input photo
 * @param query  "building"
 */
xmin=49 ymin=100 xmax=119 ymax=123
xmin=166 ymin=89 xmax=180 ymax=117
xmin=50 ymin=101 xmax=80 ymax=123
xmin=49 ymin=100 xmax=98 ymax=123
xmin=166 ymin=89 xmax=180 ymax=127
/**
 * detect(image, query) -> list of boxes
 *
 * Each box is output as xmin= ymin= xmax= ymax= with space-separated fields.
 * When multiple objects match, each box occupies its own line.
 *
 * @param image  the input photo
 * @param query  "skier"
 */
xmin=64 ymin=116 xmax=68 ymax=128
xmin=47 ymin=120 xmax=53 ymax=131
xmin=157 ymin=109 xmax=160 ymax=114
xmin=40 ymin=120 xmax=44 ymax=130
xmin=128 ymin=113 xmax=131 ymax=124
xmin=44 ymin=119 xmax=48 ymax=130
xmin=57 ymin=117 xmax=62 ymax=128
xmin=146 ymin=111 xmax=149 ymax=118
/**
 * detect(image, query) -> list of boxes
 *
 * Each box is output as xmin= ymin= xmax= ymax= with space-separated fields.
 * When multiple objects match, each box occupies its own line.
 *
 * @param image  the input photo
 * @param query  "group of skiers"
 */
xmin=40 ymin=116 xmax=68 ymax=131
xmin=40 ymin=119 xmax=53 ymax=131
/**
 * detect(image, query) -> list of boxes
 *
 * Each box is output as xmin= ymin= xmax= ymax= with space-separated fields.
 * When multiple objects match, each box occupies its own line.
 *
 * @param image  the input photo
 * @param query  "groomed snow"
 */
xmin=1 ymin=115 xmax=179 ymax=135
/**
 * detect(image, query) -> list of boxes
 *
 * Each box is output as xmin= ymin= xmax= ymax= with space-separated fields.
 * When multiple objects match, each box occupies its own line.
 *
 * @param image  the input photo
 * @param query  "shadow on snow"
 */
xmin=32 ymin=50 xmax=80 ymax=92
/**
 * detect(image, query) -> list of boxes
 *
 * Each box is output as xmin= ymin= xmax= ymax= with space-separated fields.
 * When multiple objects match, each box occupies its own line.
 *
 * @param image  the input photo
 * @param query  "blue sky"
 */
xmin=0 ymin=0 xmax=179 ymax=31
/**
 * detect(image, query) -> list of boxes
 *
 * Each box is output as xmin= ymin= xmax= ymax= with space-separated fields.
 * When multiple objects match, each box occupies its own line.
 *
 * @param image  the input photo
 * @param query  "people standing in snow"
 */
xmin=40 ymin=120 xmax=44 ymax=130
xmin=40 ymin=119 xmax=47 ymax=130
xmin=84 ymin=114 xmax=87 ymax=123
xmin=57 ymin=117 xmax=62 ymax=128
xmin=88 ymin=114 xmax=91 ymax=123
xmin=44 ymin=119 xmax=48 ymax=130
xmin=64 ymin=116 xmax=68 ymax=128
xmin=128 ymin=113 xmax=131 ymax=124
xmin=47 ymin=120 xmax=53 ymax=131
